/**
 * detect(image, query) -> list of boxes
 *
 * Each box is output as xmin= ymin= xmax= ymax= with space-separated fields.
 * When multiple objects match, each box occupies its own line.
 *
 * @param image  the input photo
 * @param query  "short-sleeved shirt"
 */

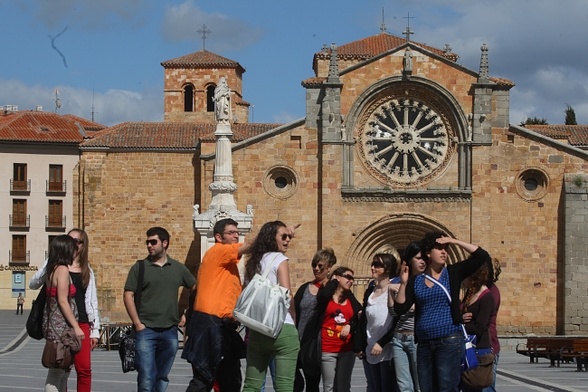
xmin=322 ymin=298 xmax=354 ymax=353
xmin=194 ymin=242 xmax=242 ymax=318
xmin=124 ymin=256 xmax=196 ymax=329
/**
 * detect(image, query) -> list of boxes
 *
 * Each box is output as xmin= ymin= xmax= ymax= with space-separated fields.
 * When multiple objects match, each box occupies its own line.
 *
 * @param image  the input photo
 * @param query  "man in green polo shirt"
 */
xmin=124 ymin=227 xmax=196 ymax=392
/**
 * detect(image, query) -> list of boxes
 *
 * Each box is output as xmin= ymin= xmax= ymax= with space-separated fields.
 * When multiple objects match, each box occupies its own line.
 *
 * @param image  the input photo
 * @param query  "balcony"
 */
xmin=9 ymin=214 xmax=30 ymax=231
xmin=9 ymin=250 xmax=30 ymax=266
xmin=45 ymin=215 xmax=66 ymax=232
xmin=10 ymin=179 xmax=31 ymax=195
xmin=46 ymin=180 xmax=67 ymax=196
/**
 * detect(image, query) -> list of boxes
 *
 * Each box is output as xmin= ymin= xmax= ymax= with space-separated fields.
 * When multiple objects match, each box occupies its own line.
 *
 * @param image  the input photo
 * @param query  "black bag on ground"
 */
xmin=118 ymin=259 xmax=144 ymax=373
xmin=26 ymin=286 xmax=46 ymax=340
xmin=118 ymin=330 xmax=136 ymax=373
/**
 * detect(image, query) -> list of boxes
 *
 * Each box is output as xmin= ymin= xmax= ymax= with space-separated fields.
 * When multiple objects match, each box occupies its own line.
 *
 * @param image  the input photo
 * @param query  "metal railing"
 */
xmin=10 ymin=179 xmax=31 ymax=193
xmin=9 ymin=214 xmax=30 ymax=229
xmin=45 ymin=215 xmax=66 ymax=230
xmin=9 ymin=250 xmax=30 ymax=264
xmin=46 ymin=180 xmax=67 ymax=193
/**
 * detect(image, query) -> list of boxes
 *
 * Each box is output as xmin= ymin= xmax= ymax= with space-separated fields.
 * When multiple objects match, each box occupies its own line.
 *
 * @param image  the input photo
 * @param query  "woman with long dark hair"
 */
xmin=242 ymin=221 xmax=300 ymax=392
xmin=31 ymin=229 xmax=100 ymax=392
xmin=41 ymin=235 xmax=85 ymax=392
xmin=394 ymin=232 xmax=489 ymax=392
xmin=389 ymin=241 xmax=424 ymax=392
xmin=312 ymin=266 xmax=362 ymax=392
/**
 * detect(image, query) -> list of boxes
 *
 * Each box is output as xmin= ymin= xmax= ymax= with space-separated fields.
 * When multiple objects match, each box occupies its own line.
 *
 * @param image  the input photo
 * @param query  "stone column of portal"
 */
xmin=193 ymin=78 xmax=253 ymax=255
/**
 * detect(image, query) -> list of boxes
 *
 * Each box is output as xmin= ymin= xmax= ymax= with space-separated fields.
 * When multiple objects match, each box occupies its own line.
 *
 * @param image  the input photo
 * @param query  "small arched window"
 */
xmin=184 ymin=84 xmax=194 ymax=112
xmin=206 ymin=85 xmax=216 ymax=112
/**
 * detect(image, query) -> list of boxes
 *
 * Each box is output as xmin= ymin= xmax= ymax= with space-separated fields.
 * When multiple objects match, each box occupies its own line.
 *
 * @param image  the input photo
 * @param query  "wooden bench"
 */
xmin=559 ymin=339 xmax=588 ymax=371
xmin=516 ymin=337 xmax=576 ymax=366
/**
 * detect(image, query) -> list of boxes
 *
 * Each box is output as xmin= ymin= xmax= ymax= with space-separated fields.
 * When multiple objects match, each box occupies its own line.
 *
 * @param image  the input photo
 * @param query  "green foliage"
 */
xmin=520 ymin=117 xmax=548 ymax=126
xmin=565 ymin=104 xmax=577 ymax=125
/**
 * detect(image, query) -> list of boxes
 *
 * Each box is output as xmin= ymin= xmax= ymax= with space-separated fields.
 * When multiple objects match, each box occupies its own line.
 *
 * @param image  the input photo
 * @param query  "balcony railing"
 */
xmin=9 ymin=250 xmax=30 ymax=265
xmin=10 ymin=179 xmax=31 ymax=195
xmin=45 ymin=215 xmax=66 ymax=231
xmin=46 ymin=180 xmax=67 ymax=195
xmin=9 ymin=214 xmax=30 ymax=231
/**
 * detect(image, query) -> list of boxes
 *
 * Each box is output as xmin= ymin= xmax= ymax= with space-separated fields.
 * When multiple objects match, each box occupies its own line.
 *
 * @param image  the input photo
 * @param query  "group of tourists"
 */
xmin=29 ymin=220 xmax=501 ymax=392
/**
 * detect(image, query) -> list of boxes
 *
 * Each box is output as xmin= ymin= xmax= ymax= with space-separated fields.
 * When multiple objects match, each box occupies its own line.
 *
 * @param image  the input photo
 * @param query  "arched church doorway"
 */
xmin=344 ymin=213 xmax=467 ymax=298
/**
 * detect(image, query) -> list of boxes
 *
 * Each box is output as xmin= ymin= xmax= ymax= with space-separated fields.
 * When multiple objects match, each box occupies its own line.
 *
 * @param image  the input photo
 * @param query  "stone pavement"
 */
xmin=1 ymin=310 xmax=588 ymax=391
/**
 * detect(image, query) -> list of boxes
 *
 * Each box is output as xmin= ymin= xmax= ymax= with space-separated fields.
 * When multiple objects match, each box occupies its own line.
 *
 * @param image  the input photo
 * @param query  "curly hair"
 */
xmin=420 ymin=231 xmax=447 ymax=262
xmin=244 ymin=221 xmax=286 ymax=283
xmin=463 ymin=262 xmax=490 ymax=310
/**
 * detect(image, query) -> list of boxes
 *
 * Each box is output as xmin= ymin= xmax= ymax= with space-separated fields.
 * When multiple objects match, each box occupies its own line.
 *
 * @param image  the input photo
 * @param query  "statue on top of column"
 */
xmin=214 ymin=77 xmax=231 ymax=124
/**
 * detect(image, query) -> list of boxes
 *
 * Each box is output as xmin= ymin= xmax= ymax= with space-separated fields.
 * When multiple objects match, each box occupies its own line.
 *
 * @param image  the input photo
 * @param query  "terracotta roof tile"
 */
xmin=81 ymin=122 xmax=281 ymax=150
xmin=526 ymin=124 xmax=588 ymax=147
xmin=0 ymin=111 xmax=106 ymax=143
xmin=161 ymin=50 xmax=245 ymax=74
xmin=315 ymin=33 xmax=459 ymax=63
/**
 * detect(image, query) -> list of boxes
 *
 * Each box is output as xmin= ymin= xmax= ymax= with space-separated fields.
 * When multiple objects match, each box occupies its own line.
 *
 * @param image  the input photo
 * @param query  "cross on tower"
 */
xmin=402 ymin=12 xmax=414 ymax=42
xmin=198 ymin=24 xmax=212 ymax=51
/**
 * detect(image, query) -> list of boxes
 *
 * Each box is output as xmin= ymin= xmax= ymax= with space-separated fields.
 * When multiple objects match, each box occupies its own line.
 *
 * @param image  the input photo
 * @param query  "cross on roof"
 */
xmin=402 ymin=12 xmax=414 ymax=42
xmin=198 ymin=24 xmax=212 ymax=51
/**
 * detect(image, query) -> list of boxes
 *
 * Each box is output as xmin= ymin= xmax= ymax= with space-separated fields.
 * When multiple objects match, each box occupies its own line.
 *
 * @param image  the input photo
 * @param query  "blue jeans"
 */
xmin=417 ymin=333 xmax=464 ymax=392
xmin=135 ymin=326 xmax=179 ymax=392
xmin=392 ymin=333 xmax=420 ymax=392
xmin=481 ymin=353 xmax=499 ymax=392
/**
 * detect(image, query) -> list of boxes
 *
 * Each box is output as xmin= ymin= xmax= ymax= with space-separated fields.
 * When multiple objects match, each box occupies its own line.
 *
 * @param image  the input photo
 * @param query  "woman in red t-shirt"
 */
xmin=314 ymin=267 xmax=362 ymax=392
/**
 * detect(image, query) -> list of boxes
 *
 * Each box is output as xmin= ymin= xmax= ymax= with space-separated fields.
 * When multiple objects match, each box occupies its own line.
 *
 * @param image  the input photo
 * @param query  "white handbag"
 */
xmin=233 ymin=254 xmax=291 ymax=338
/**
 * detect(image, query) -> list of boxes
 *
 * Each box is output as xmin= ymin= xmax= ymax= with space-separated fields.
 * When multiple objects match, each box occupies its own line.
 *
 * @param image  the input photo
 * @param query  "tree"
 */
xmin=565 ymin=104 xmax=577 ymax=125
xmin=520 ymin=117 xmax=548 ymax=126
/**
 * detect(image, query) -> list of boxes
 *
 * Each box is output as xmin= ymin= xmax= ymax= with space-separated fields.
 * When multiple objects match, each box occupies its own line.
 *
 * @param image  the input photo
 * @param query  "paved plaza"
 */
xmin=1 ymin=310 xmax=587 ymax=391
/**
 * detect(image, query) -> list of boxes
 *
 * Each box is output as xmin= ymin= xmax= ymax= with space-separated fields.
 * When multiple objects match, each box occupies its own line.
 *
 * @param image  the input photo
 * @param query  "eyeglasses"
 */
xmin=371 ymin=261 xmax=384 ymax=268
xmin=340 ymin=274 xmax=355 ymax=281
xmin=222 ymin=230 xmax=239 ymax=236
xmin=281 ymin=233 xmax=293 ymax=241
xmin=145 ymin=239 xmax=159 ymax=246
xmin=73 ymin=238 xmax=84 ymax=245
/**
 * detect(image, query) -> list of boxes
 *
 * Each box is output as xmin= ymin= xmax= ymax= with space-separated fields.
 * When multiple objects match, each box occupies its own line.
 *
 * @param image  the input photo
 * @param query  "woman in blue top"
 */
xmin=394 ymin=232 xmax=489 ymax=392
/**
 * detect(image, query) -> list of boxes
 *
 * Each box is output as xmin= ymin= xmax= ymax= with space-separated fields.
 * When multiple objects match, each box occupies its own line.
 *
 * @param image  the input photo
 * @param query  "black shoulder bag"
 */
xmin=119 ymin=260 xmax=144 ymax=373
xmin=26 ymin=284 xmax=47 ymax=340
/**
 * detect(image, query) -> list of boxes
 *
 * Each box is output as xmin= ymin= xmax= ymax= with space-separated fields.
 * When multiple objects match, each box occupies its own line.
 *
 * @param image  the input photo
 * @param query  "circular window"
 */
xmin=263 ymin=166 xmax=298 ymax=199
xmin=516 ymin=169 xmax=549 ymax=201
xmin=359 ymin=97 xmax=454 ymax=185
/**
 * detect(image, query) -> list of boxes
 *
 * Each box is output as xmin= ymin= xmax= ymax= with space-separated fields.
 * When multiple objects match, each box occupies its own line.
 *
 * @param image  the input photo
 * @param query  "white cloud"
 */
xmin=161 ymin=1 xmax=264 ymax=51
xmin=0 ymin=79 xmax=162 ymax=126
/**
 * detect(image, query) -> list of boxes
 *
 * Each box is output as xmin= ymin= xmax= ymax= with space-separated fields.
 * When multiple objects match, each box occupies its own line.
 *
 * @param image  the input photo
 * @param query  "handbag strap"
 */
xmin=423 ymin=273 xmax=469 ymax=340
xmin=135 ymin=260 xmax=145 ymax=315
xmin=260 ymin=253 xmax=282 ymax=279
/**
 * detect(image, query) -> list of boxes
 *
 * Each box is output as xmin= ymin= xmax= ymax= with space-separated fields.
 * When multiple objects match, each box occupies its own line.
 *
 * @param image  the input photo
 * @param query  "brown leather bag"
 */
xmin=41 ymin=328 xmax=82 ymax=369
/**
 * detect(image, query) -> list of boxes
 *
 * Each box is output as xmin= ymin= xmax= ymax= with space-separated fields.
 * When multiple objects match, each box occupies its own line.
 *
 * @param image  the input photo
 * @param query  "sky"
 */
xmin=1 ymin=0 xmax=587 ymax=127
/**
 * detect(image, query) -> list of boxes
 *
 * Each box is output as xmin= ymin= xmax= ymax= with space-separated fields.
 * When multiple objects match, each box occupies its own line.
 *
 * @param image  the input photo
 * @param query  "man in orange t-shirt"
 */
xmin=182 ymin=218 xmax=250 ymax=392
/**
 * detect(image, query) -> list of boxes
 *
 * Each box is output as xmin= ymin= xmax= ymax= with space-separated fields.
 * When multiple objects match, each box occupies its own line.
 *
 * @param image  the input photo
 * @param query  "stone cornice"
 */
xmin=341 ymin=187 xmax=471 ymax=202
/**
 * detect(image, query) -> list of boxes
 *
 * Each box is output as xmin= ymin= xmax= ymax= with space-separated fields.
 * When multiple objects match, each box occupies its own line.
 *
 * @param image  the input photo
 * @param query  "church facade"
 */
xmin=77 ymin=32 xmax=588 ymax=335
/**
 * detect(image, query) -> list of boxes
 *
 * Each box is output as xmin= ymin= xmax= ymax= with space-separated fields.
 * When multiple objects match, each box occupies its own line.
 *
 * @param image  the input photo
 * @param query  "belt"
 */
xmin=396 ymin=330 xmax=414 ymax=335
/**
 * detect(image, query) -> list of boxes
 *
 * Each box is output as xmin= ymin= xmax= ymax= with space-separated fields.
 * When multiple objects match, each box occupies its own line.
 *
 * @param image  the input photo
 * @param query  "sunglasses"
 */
xmin=311 ymin=263 xmax=326 ymax=271
xmin=433 ymin=243 xmax=448 ymax=250
xmin=371 ymin=261 xmax=384 ymax=268
xmin=340 ymin=274 xmax=355 ymax=281
xmin=145 ymin=239 xmax=159 ymax=246
xmin=281 ymin=233 xmax=293 ymax=241
xmin=73 ymin=238 xmax=84 ymax=245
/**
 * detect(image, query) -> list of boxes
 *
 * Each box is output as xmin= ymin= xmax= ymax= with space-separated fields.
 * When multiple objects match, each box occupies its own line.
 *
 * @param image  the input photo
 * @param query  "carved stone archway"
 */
xmin=343 ymin=213 xmax=467 ymax=297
